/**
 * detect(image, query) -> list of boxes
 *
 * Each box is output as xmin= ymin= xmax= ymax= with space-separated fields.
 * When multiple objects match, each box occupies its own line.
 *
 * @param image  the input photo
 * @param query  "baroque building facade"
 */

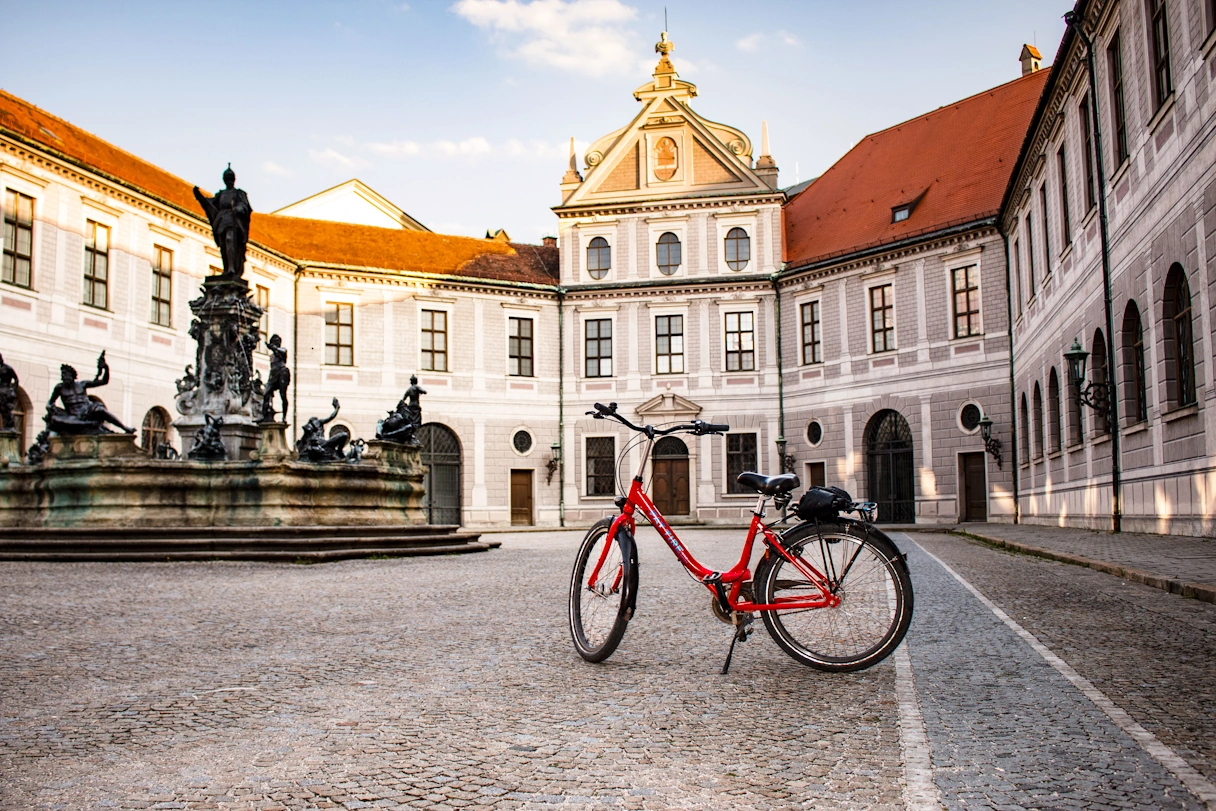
xmin=1004 ymin=0 xmax=1216 ymax=534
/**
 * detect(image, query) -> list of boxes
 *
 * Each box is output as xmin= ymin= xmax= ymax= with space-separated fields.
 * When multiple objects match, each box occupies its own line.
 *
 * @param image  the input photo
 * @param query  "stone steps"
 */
xmin=0 ymin=525 xmax=497 ymax=563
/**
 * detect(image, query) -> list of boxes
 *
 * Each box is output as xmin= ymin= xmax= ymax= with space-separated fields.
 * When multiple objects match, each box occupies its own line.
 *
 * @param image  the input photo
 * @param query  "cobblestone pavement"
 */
xmin=953 ymin=522 xmax=1216 ymax=590
xmin=1 ymin=526 xmax=1213 ymax=810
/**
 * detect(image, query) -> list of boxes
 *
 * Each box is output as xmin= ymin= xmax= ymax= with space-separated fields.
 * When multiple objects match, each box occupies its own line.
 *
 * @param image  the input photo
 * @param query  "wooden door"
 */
xmin=960 ymin=452 xmax=987 ymax=522
xmin=510 ymin=469 xmax=533 ymax=526
xmin=805 ymin=462 xmax=826 ymax=488
xmin=651 ymin=436 xmax=690 ymax=516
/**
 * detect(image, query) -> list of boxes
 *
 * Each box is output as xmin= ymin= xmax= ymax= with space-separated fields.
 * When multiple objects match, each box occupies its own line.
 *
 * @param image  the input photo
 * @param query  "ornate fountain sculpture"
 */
xmin=173 ymin=166 xmax=264 ymax=460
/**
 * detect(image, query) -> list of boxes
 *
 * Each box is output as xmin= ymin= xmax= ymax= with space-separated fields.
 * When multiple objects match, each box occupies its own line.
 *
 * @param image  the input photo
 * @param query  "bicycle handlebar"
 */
xmin=587 ymin=402 xmax=729 ymax=437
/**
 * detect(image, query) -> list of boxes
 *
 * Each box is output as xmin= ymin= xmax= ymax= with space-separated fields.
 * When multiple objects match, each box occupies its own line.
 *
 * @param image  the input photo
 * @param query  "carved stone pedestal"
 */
xmin=254 ymin=422 xmax=292 ymax=462
xmin=47 ymin=432 xmax=143 ymax=462
xmin=363 ymin=439 xmax=416 ymax=468
xmin=0 ymin=432 xmax=20 ymax=468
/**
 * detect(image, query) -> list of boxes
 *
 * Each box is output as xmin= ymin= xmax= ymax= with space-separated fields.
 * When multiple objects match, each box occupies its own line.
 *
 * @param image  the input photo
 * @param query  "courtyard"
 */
xmin=2 ymin=527 xmax=1213 ymax=810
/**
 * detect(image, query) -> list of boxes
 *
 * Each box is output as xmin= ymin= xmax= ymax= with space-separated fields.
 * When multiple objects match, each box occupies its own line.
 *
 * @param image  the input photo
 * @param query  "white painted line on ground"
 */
xmin=892 ymin=642 xmax=945 ymax=811
xmin=912 ymin=539 xmax=1216 ymax=811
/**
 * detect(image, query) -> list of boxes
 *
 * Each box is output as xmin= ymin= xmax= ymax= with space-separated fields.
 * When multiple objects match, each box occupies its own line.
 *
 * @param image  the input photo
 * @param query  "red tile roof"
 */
xmin=783 ymin=69 xmax=1050 ymax=269
xmin=0 ymin=89 xmax=556 ymax=285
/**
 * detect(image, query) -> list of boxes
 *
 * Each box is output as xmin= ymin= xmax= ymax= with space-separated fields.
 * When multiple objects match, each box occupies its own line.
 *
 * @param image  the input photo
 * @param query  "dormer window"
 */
xmin=892 ymin=206 xmax=910 ymax=223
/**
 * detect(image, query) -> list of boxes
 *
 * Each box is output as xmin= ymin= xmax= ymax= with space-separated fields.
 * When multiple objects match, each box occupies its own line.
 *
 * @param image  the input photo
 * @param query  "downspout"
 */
xmin=557 ymin=286 xmax=566 ymax=527
xmin=1067 ymin=10 xmax=1122 ymax=532
xmin=1000 ymin=228 xmax=1021 ymax=523
xmin=770 ymin=273 xmax=788 ymax=470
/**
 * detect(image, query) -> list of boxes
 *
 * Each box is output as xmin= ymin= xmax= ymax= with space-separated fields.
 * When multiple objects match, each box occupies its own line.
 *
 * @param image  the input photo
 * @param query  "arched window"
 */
xmin=1122 ymin=301 xmax=1148 ymax=423
xmin=1032 ymin=383 xmax=1044 ymax=459
xmin=140 ymin=406 xmax=171 ymax=452
xmin=1019 ymin=393 xmax=1030 ymax=462
xmin=1163 ymin=264 xmax=1196 ymax=408
xmin=12 ymin=386 xmax=31 ymax=450
xmin=1092 ymin=329 xmax=1109 ymax=435
xmin=1047 ymin=369 xmax=1062 ymax=454
xmin=1066 ymin=348 xmax=1084 ymax=447
xmin=586 ymin=237 xmax=611 ymax=280
xmin=724 ymin=227 xmax=750 ymax=271
xmin=329 ymin=423 xmax=351 ymax=440
xmin=656 ymin=232 xmax=681 ymax=275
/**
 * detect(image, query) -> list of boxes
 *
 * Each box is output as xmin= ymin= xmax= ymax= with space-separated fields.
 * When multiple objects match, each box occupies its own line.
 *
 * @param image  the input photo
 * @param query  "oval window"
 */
xmin=656 ymin=232 xmax=681 ymax=275
xmin=959 ymin=403 xmax=982 ymax=433
xmin=725 ymin=227 xmax=750 ymax=271
xmin=512 ymin=429 xmax=533 ymax=454
xmin=806 ymin=420 xmax=823 ymax=446
xmin=586 ymin=237 xmax=611 ymax=280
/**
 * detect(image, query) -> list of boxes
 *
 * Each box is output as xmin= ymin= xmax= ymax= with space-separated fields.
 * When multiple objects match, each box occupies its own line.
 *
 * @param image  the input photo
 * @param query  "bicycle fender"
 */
xmin=618 ymin=527 xmax=640 ymax=617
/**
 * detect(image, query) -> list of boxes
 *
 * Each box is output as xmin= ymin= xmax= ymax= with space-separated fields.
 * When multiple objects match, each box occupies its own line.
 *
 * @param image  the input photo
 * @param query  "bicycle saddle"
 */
xmin=736 ymin=472 xmax=801 ymax=496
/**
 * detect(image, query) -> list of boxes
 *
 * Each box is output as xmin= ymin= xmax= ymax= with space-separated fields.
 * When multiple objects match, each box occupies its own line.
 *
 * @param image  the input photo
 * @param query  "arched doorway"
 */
xmin=651 ymin=436 xmax=690 ymax=516
xmin=140 ymin=406 xmax=172 ymax=453
xmin=865 ymin=410 xmax=914 ymax=523
xmin=417 ymin=423 xmax=462 ymax=525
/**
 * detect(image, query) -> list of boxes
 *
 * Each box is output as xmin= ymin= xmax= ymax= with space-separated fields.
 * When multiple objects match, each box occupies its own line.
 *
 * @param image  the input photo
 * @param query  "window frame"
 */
xmin=869 ymin=283 xmax=895 ymax=353
xmin=420 ymin=307 xmax=449 ymax=372
xmin=1056 ymin=145 xmax=1072 ymax=248
xmin=1108 ymin=30 xmax=1130 ymax=168
xmin=578 ymin=227 xmax=616 ymax=282
xmin=508 ymin=315 xmax=534 ymax=377
xmin=584 ymin=434 xmax=616 ymax=497
xmin=656 ymin=231 xmax=682 ymax=276
xmin=654 ymin=313 xmax=685 ymax=375
xmin=949 ymin=264 xmax=981 ymax=339
xmin=255 ymin=283 xmax=270 ymax=351
xmin=2 ymin=188 xmax=35 ymax=289
xmin=800 ymin=300 xmax=822 ymax=365
xmin=1047 ymin=369 xmax=1062 ymax=454
xmin=1091 ymin=329 xmax=1110 ymax=435
xmin=1079 ymin=95 xmax=1098 ymax=213
xmin=1147 ymin=0 xmax=1173 ymax=111
xmin=725 ymin=431 xmax=759 ymax=495
xmin=584 ymin=316 xmax=614 ymax=378
xmin=1165 ymin=266 xmax=1196 ymax=408
xmin=586 ymin=236 xmax=611 ymax=281
xmin=82 ymin=219 xmax=110 ymax=310
xmin=723 ymin=310 xmax=756 ymax=372
xmin=724 ymin=226 xmax=751 ymax=272
xmin=1013 ymin=239 xmax=1023 ymax=315
xmin=324 ymin=301 xmax=355 ymax=367
xmin=1039 ymin=184 xmax=1052 ymax=275
xmin=1025 ymin=214 xmax=1037 ymax=296
xmin=150 ymin=245 xmax=173 ymax=327
xmin=1123 ymin=301 xmax=1148 ymax=424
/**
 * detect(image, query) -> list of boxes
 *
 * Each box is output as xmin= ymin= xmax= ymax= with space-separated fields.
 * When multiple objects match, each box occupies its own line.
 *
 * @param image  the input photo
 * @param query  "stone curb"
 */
xmin=951 ymin=529 xmax=1216 ymax=606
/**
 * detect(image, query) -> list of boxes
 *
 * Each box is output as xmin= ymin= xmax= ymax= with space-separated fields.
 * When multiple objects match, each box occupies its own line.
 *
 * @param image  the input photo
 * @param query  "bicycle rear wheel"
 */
xmin=756 ymin=522 xmax=913 ymax=672
xmin=569 ymin=518 xmax=637 ymax=663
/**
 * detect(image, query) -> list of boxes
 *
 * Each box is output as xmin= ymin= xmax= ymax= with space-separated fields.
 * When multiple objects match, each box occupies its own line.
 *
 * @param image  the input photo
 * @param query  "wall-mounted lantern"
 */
xmin=1064 ymin=337 xmax=1111 ymax=420
xmin=775 ymin=436 xmax=797 ymax=475
xmin=977 ymin=413 xmax=1003 ymax=469
xmin=545 ymin=440 xmax=561 ymax=485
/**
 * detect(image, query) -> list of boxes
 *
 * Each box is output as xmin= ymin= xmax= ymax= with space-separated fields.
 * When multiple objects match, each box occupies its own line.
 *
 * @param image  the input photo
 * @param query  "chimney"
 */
xmin=1020 ymin=44 xmax=1042 ymax=76
xmin=754 ymin=119 xmax=779 ymax=190
xmin=542 ymin=236 xmax=557 ymax=248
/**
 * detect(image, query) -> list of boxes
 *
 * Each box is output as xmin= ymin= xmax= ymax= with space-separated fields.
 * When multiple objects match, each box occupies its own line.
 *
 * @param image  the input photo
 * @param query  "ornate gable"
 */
xmin=635 ymin=392 xmax=702 ymax=422
xmin=557 ymin=34 xmax=775 ymax=210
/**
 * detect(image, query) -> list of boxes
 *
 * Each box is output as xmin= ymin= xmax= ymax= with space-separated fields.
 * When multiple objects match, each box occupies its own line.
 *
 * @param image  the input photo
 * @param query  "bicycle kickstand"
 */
xmin=720 ymin=614 xmax=754 ymax=675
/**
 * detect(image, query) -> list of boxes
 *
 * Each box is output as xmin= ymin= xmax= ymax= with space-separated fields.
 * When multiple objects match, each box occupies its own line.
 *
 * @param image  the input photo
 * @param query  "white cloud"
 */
xmin=736 ymin=33 xmax=762 ymax=52
xmin=452 ymin=0 xmax=642 ymax=77
xmin=308 ymin=148 xmax=368 ymax=169
xmin=778 ymin=30 xmax=800 ymax=47
xmin=434 ymin=137 xmax=494 ymax=157
xmin=262 ymin=161 xmax=293 ymax=177
xmin=369 ymin=140 xmax=423 ymax=156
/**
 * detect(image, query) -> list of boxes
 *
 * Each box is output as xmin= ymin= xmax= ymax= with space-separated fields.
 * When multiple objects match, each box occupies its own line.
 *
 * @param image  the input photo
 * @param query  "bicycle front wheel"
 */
xmin=568 ymin=518 xmax=637 ymax=663
xmin=756 ymin=522 xmax=913 ymax=672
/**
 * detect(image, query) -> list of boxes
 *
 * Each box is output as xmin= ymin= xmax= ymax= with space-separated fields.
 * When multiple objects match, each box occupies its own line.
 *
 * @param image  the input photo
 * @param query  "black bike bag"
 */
xmin=794 ymin=485 xmax=854 ymax=522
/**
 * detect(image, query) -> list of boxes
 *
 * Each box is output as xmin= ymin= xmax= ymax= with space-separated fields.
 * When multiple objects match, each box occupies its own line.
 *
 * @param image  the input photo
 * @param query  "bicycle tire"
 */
xmin=569 ymin=518 xmax=637 ymax=663
xmin=755 ymin=521 xmax=913 ymax=673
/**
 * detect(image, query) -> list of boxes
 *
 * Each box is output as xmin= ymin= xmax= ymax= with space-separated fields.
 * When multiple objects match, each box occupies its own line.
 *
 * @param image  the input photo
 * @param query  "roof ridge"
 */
xmin=859 ymin=68 xmax=1052 ymax=144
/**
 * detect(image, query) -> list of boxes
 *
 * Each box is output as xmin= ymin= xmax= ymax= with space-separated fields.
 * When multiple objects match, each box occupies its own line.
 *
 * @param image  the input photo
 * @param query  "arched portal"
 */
xmin=417 ymin=423 xmax=462 ymax=525
xmin=651 ymin=436 xmax=690 ymax=516
xmin=865 ymin=410 xmax=914 ymax=523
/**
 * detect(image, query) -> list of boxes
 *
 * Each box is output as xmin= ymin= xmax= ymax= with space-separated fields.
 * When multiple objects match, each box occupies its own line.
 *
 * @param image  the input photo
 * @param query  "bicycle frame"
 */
xmin=589 ymin=431 xmax=840 ymax=614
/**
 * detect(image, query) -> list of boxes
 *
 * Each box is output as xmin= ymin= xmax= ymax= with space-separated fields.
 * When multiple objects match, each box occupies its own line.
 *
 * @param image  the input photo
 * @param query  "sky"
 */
xmin=1 ymin=1 xmax=1070 ymax=244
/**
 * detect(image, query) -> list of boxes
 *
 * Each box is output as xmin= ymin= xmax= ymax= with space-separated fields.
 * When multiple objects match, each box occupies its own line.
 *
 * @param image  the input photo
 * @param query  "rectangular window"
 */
xmin=1080 ymin=96 xmax=1097 ymax=212
xmin=1025 ymin=214 xmax=1036 ymax=295
xmin=724 ymin=311 xmax=755 ymax=371
xmin=255 ymin=284 xmax=270 ymax=350
xmin=150 ymin=245 xmax=172 ymax=327
xmin=1057 ymin=147 xmax=1072 ymax=247
xmin=585 ymin=318 xmax=612 ymax=377
xmin=508 ymin=316 xmax=533 ymax=377
xmin=421 ymin=309 xmax=448 ymax=372
xmin=801 ymin=301 xmax=822 ymax=364
xmin=654 ymin=314 xmax=684 ymax=374
xmin=1208 ymin=0 xmax=1216 ymax=36
xmin=585 ymin=436 xmax=615 ymax=496
xmin=952 ymin=266 xmax=981 ymax=338
xmin=870 ymin=284 xmax=894 ymax=352
xmin=83 ymin=220 xmax=109 ymax=309
xmin=1148 ymin=0 xmax=1173 ymax=109
xmin=1013 ymin=239 xmax=1023 ymax=314
xmin=2 ymin=190 xmax=34 ymax=288
xmin=1040 ymin=185 xmax=1052 ymax=272
xmin=1108 ymin=31 xmax=1129 ymax=167
xmin=726 ymin=433 xmax=758 ymax=494
xmin=324 ymin=302 xmax=354 ymax=366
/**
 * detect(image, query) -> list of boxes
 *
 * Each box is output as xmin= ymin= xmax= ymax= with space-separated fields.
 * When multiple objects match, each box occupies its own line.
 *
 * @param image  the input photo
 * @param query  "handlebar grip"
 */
xmin=705 ymin=423 xmax=730 ymax=433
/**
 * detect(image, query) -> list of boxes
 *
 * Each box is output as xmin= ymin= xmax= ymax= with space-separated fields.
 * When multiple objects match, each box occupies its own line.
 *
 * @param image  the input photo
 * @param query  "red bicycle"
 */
xmin=569 ymin=402 xmax=914 ymax=673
